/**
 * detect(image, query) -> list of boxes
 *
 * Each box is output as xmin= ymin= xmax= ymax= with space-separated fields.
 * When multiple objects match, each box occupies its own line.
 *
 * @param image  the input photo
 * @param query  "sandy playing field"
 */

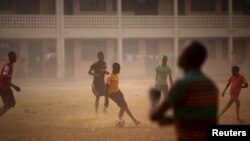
xmin=0 ymin=79 xmax=250 ymax=141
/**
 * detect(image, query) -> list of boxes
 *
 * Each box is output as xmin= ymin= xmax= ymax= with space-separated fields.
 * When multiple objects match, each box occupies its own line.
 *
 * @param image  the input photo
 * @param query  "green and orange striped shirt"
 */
xmin=166 ymin=69 xmax=218 ymax=141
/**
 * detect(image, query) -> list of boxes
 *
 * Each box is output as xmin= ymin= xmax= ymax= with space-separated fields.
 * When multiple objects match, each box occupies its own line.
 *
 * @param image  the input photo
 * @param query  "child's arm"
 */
xmin=150 ymin=88 xmax=173 ymax=126
xmin=155 ymin=72 xmax=158 ymax=81
xmin=169 ymin=73 xmax=173 ymax=88
xmin=104 ymin=84 xmax=109 ymax=108
xmin=2 ymin=76 xmax=21 ymax=92
xmin=105 ymin=71 xmax=110 ymax=75
xmin=222 ymin=81 xmax=230 ymax=97
xmin=88 ymin=68 xmax=94 ymax=76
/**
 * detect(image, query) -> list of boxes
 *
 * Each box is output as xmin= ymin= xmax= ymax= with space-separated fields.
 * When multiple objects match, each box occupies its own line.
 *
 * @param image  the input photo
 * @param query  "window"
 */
xmin=191 ymin=0 xmax=215 ymax=12
xmin=16 ymin=0 xmax=39 ymax=14
xmin=0 ymin=0 xmax=12 ymax=10
xmin=123 ymin=40 xmax=139 ymax=61
xmin=122 ymin=0 xmax=136 ymax=11
xmin=80 ymin=0 xmax=105 ymax=11
xmin=233 ymin=0 xmax=250 ymax=13
xmin=178 ymin=0 xmax=185 ymax=15
xmin=113 ymin=0 xmax=117 ymax=11
xmin=64 ymin=0 xmax=73 ymax=14
xmin=222 ymin=0 xmax=228 ymax=12
xmin=134 ymin=0 xmax=158 ymax=15
xmin=81 ymin=41 xmax=107 ymax=61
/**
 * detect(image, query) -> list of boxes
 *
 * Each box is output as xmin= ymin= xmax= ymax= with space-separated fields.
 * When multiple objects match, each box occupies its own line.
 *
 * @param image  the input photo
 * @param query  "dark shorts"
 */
xmin=0 ymin=89 xmax=16 ymax=108
xmin=92 ymin=83 xmax=105 ymax=97
xmin=109 ymin=91 xmax=127 ymax=109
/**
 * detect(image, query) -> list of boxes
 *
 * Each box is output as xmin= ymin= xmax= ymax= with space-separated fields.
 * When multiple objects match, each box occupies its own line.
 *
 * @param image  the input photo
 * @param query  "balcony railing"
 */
xmin=0 ymin=15 xmax=250 ymax=30
xmin=0 ymin=15 xmax=56 ymax=29
xmin=178 ymin=16 xmax=229 ymax=28
xmin=64 ymin=15 xmax=118 ymax=29
xmin=122 ymin=16 xmax=174 ymax=29
xmin=233 ymin=16 xmax=250 ymax=28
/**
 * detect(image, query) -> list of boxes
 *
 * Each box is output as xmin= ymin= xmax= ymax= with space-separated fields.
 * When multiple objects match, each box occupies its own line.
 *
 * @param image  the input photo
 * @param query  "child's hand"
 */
xmin=14 ymin=86 xmax=21 ymax=92
xmin=105 ymin=71 xmax=110 ymax=75
xmin=149 ymin=88 xmax=161 ymax=107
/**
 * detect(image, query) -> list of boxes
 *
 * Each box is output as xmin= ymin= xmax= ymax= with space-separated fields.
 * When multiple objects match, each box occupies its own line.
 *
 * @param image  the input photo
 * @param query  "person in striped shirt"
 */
xmin=150 ymin=41 xmax=218 ymax=141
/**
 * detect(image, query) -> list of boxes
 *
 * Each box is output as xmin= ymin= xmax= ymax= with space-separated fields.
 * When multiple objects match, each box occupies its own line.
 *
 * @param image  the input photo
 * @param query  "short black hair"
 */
xmin=8 ymin=51 xmax=16 ymax=58
xmin=179 ymin=41 xmax=207 ymax=69
xmin=97 ymin=52 xmax=103 ymax=57
xmin=232 ymin=66 xmax=240 ymax=72
xmin=112 ymin=62 xmax=120 ymax=69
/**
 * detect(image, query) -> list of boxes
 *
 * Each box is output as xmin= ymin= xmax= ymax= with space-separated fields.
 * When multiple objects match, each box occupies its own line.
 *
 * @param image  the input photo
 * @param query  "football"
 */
xmin=115 ymin=119 xmax=125 ymax=128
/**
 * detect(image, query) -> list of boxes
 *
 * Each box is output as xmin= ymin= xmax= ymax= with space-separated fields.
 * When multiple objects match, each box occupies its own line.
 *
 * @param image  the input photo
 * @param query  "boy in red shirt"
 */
xmin=219 ymin=66 xmax=248 ymax=123
xmin=0 ymin=51 xmax=21 ymax=117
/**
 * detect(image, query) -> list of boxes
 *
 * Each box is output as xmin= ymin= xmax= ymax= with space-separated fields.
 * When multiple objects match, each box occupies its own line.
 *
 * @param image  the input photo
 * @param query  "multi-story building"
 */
xmin=0 ymin=0 xmax=250 ymax=79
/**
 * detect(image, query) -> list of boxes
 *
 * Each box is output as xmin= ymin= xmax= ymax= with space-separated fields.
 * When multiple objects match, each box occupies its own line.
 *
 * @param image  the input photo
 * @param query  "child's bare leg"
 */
xmin=124 ymin=106 xmax=140 ymax=125
xmin=119 ymin=108 xmax=125 ymax=119
xmin=235 ymin=99 xmax=243 ymax=122
xmin=0 ymin=106 xmax=8 ymax=117
xmin=95 ymin=96 xmax=100 ymax=115
xmin=103 ymin=98 xmax=107 ymax=114
xmin=219 ymin=99 xmax=234 ymax=118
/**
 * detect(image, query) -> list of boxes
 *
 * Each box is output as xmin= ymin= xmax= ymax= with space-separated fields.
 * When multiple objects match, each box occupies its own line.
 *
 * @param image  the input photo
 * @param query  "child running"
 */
xmin=105 ymin=63 xmax=140 ymax=125
xmin=219 ymin=66 xmax=248 ymax=123
xmin=0 ymin=51 xmax=21 ymax=117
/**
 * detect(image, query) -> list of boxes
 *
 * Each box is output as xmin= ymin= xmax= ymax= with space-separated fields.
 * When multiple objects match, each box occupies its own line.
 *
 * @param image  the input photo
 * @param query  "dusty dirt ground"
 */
xmin=0 ymin=79 xmax=250 ymax=141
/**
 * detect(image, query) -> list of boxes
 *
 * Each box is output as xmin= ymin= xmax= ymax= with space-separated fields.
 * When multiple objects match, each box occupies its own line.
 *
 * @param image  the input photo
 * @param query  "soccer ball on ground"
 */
xmin=115 ymin=118 xmax=125 ymax=128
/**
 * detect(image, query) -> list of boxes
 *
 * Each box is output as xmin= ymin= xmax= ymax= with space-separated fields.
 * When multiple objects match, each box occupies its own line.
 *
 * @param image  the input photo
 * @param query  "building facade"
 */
xmin=0 ymin=0 xmax=250 ymax=79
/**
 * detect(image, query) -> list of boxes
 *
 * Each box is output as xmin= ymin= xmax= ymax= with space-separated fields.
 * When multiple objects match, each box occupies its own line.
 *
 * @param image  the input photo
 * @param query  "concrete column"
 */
xmin=106 ymin=0 xmax=113 ymax=13
xmin=228 ymin=0 xmax=233 ymax=66
xmin=56 ymin=0 xmax=65 ymax=78
xmin=174 ymin=0 xmax=178 ymax=31
xmin=229 ymin=0 xmax=233 ymax=29
xmin=174 ymin=38 xmax=179 ymax=79
xmin=173 ymin=0 xmax=179 ymax=78
xmin=117 ymin=0 xmax=123 ymax=66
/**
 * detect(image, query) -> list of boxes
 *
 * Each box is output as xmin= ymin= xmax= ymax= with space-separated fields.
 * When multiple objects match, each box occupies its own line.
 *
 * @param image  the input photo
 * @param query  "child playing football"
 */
xmin=219 ymin=66 xmax=248 ymax=123
xmin=105 ymin=63 xmax=140 ymax=125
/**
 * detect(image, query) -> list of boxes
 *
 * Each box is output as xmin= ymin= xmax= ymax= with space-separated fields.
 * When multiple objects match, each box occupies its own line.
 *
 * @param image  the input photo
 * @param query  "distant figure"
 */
xmin=105 ymin=63 xmax=140 ymax=125
xmin=0 ymin=51 xmax=21 ymax=117
xmin=219 ymin=66 xmax=248 ymax=123
xmin=88 ymin=52 xmax=109 ymax=115
xmin=155 ymin=55 xmax=173 ymax=98
xmin=150 ymin=41 xmax=218 ymax=141
xmin=46 ymin=48 xmax=57 ymax=77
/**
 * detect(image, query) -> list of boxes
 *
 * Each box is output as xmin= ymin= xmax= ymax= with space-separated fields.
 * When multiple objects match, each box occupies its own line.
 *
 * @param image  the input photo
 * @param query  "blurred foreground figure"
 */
xmin=150 ymin=41 xmax=218 ymax=141
xmin=105 ymin=63 xmax=140 ymax=125
xmin=0 ymin=51 xmax=21 ymax=117
xmin=88 ymin=52 xmax=109 ymax=115
xmin=219 ymin=66 xmax=248 ymax=123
